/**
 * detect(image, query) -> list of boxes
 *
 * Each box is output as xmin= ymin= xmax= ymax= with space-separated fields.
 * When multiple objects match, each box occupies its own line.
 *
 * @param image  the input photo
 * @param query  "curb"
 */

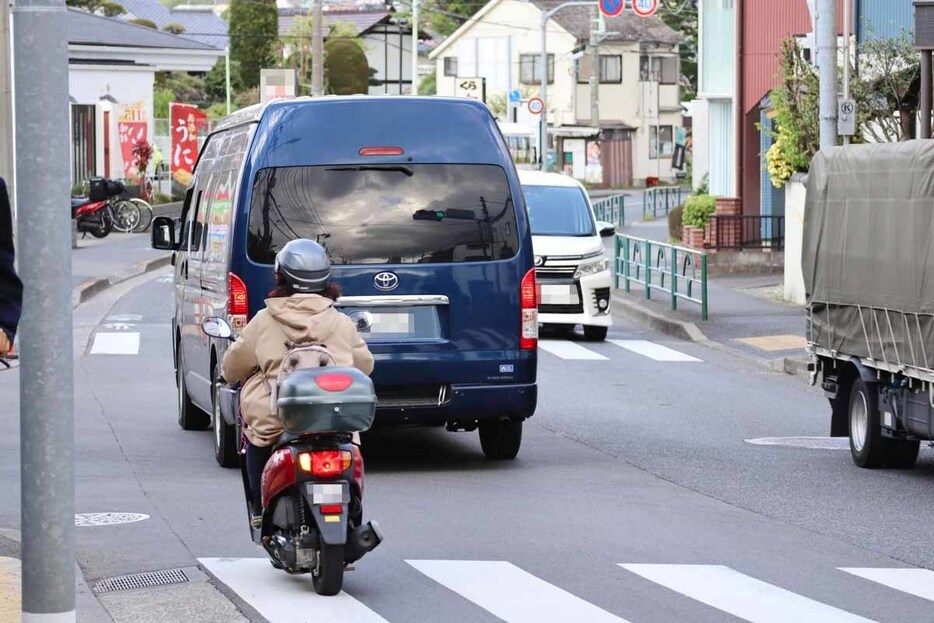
xmin=72 ymin=254 xmax=172 ymax=309
xmin=611 ymin=294 xmax=709 ymax=343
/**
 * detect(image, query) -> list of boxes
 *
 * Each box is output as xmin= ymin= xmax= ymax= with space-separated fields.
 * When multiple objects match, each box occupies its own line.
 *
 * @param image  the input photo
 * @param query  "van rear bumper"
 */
xmin=373 ymin=382 xmax=537 ymax=427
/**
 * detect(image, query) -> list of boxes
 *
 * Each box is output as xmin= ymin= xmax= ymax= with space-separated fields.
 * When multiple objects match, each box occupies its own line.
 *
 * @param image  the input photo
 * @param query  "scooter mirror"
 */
xmin=202 ymin=317 xmax=234 ymax=340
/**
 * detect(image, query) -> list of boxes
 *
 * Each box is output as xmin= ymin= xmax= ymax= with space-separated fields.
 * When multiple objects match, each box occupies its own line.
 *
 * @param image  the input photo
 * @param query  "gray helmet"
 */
xmin=274 ymin=239 xmax=331 ymax=293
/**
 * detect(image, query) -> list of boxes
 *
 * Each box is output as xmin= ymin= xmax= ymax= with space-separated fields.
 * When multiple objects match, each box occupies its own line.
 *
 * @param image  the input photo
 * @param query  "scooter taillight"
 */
xmin=261 ymin=448 xmax=296 ymax=509
xmin=353 ymin=445 xmax=364 ymax=497
xmin=298 ymin=450 xmax=352 ymax=478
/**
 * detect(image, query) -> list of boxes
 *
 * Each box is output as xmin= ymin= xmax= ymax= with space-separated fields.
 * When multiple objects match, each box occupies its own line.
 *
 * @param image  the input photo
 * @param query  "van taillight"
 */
xmin=228 ymin=272 xmax=249 ymax=331
xmin=520 ymin=268 xmax=538 ymax=350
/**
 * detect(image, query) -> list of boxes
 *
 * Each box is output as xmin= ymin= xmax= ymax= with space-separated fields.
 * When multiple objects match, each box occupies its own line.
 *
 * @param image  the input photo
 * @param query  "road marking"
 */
xmin=90 ymin=332 xmax=140 ymax=355
xmin=609 ymin=340 xmax=701 ymax=362
xmin=745 ymin=437 xmax=850 ymax=450
xmin=408 ymin=560 xmax=631 ymax=623
xmin=736 ymin=335 xmax=807 ymax=352
xmin=198 ymin=558 xmax=389 ymax=623
xmin=539 ymin=340 xmax=608 ymax=360
xmin=0 ymin=557 xmax=21 ymax=622
xmin=840 ymin=568 xmax=934 ymax=603
xmin=620 ymin=564 xmax=875 ymax=623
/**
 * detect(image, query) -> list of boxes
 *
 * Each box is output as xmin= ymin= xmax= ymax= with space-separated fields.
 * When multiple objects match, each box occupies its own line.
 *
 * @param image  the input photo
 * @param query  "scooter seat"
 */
xmin=71 ymin=197 xmax=90 ymax=209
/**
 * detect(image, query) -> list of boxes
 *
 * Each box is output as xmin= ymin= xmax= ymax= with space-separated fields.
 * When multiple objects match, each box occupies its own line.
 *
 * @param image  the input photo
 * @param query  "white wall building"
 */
xmin=429 ymin=0 xmax=682 ymax=186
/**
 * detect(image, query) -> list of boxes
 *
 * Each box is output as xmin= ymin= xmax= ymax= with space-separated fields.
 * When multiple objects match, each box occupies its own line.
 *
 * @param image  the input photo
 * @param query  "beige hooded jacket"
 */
xmin=221 ymin=294 xmax=374 ymax=447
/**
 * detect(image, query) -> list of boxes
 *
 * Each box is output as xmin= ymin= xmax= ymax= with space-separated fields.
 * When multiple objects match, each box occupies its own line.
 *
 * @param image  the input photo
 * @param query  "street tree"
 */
xmin=851 ymin=31 xmax=921 ymax=142
xmin=659 ymin=0 xmax=698 ymax=100
xmin=324 ymin=39 xmax=370 ymax=95
xmin=229 ymin=0 xmax=278 ymax=90
xmin=418 ymin=69 xmax=437 ymax=95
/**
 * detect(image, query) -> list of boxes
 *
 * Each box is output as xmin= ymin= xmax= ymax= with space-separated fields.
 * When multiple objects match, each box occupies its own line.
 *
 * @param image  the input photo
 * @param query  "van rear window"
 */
xmin=247 ymin=165 xmax=519 ymax=265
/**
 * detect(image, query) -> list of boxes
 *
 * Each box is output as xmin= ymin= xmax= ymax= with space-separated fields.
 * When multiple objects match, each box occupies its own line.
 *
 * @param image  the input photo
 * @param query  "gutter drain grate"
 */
xmin=92 ymin=568 xmax=190 ymax=594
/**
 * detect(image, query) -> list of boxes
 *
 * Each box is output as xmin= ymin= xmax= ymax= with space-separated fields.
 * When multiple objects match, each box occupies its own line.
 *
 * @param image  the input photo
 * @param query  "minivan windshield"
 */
xmin=247 ymin=164 xmax=519 ymax=265
xmin=523 ymin=185 xmax=596 ymax=237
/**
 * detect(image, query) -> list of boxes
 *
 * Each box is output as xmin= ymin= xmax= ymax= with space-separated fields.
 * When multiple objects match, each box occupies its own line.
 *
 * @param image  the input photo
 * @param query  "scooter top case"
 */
xmin=277 ymin=367 xmax=376 ymax=435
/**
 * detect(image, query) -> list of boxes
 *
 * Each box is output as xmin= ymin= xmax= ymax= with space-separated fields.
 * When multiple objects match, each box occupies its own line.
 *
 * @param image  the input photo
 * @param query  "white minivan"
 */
xmin=519 ymin=170 xmax=615 ymax=341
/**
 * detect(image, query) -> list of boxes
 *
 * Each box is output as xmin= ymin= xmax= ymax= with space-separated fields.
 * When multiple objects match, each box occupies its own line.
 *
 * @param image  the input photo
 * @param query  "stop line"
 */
xmin=539 ymin=339 xmax=702 ymax=362
xmin=199 ymin=558 xmax=934 ymax=623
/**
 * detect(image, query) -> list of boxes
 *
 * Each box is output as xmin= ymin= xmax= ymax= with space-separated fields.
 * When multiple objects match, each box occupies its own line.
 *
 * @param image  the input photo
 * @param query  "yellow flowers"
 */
xmin=766 ymin=133 xmax=796 ymax=188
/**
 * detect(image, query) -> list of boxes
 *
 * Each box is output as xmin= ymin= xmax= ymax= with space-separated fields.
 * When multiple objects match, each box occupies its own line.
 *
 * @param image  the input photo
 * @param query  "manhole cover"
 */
xmin=75 ymin=513 xmax=150 ymax=527
xmin=745 ymin=436 xmax=850 ymax=450
xmin=92 ymin=568 xmax=189 ymax=594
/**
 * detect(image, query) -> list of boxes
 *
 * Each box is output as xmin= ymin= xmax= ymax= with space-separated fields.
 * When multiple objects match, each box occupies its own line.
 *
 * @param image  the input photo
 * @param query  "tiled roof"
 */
xmin=116 ymin=0 xmax=228 ymax=49
xmin=529 ymin=0 xmax=681 ymax=44
xmin=67 ymin=8 xmax=217 ymax=50
xmin=278 ymin=7 xmax=392 ymax=38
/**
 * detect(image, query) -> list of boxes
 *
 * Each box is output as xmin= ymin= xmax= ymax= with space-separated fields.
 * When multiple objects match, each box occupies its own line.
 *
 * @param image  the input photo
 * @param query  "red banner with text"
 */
xmin=170 ymin=103 xmax=208 ymax=186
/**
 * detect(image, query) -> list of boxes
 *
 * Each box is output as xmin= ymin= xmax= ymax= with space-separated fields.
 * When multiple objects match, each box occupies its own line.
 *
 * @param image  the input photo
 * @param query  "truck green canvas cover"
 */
xmin=804 ymin=140 xmax=934 ymax=369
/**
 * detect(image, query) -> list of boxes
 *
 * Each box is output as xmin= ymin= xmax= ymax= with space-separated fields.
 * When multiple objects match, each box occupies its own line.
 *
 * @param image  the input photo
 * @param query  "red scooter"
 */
xmin=71 ymin=178 xmax=128 ymax=238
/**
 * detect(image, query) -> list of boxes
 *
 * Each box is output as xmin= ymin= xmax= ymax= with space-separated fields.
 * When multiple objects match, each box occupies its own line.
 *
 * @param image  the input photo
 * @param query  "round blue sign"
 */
xmin=599 ymin=0 xmax=623 ymax=18
xmin=509 ymin=90 xmax=521 ymax=104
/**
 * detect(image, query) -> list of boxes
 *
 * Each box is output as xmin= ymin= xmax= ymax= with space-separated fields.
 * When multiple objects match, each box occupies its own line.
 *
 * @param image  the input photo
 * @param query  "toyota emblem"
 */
xmin=534 ymin=256 xmax=544 ymax=267
xmin=373 ymin=272 xmax=399 ymax=291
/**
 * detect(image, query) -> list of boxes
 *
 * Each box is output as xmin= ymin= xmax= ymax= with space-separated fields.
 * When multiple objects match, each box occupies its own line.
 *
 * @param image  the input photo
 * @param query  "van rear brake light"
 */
xmin=228 ymin=272 xmax=249 ymax=331
xmin=359 ymin=146 xmax=404 ymax=156
xmin=520 ymin=268 xmax=538 ymax=350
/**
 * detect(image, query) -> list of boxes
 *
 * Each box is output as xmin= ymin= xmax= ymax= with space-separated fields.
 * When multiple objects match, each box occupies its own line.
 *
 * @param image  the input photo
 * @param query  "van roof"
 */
xmin=497 ymin=121 xmax=536 ymax=136
xmin=518 ymin=170 xmax=586 ymax=189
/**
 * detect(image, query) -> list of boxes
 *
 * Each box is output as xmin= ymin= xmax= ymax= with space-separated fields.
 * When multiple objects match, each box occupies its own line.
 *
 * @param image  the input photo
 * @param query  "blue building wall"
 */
xmin=857 ymin=0 xmax=914 ymax=42
xmin=759 ymin=110 xmax=785 ymax=242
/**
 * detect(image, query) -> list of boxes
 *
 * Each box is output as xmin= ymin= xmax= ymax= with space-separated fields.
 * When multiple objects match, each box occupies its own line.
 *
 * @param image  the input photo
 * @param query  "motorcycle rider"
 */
xmin=221 ymin=239 xmax=374 ymax=526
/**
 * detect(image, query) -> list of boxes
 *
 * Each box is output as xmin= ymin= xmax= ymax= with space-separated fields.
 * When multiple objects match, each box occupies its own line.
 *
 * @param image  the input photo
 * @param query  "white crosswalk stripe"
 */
xmin=408 ymin=560 xmax=631 ymax=623
xmin=198 ymin=558 xmax=390 ymax=623
xmin=90 ymin=332 xmax=140 ymax=355
xmin=609 ymin=340 xmax=701 ymax=362
xmin=839 ymin=567 xmax=934 ymax=603
xmin=620 ymin=564 xmax=875 ymax=623
xmin=538 ymin=340 xmax=609 ymax=360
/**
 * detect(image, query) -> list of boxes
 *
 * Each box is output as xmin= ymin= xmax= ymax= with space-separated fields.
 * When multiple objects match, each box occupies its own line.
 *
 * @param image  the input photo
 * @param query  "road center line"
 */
xmin=408 ymin=560 xmax=631 ymax=623
xmin=620 ymin=564 xmax=875 ymax=623
xmin=839 ymin=567 xmax=934 ymax=603
xmin=90 ymin=332 xmax=140 ymax=355
xmin=198 ymin=558 xmax=389 ymax=623
xmin=609 ymin=340 xmax=701 ymax=362
xmin=538 ymin=340 xmax=608 ymax=360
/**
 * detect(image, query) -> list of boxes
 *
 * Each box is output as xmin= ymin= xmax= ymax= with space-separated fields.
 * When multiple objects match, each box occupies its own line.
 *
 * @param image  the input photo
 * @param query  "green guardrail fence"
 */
xmin=613 ymin=234 xmax=708 ymax=321
xmin=643 ymin=187 xmax=685 ymax=219
xmin=592 ymin=194 xmax=626 ymax=228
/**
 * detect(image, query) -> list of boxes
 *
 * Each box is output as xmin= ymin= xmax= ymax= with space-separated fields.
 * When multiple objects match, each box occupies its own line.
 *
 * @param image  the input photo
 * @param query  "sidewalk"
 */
xmin=71 ymin=233 xmax=171 ymax=307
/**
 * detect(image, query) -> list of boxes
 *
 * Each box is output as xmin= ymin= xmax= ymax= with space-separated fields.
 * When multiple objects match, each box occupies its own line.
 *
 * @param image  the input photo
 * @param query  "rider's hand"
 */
xmin=0 ymin=332 xmax=10 ymax=357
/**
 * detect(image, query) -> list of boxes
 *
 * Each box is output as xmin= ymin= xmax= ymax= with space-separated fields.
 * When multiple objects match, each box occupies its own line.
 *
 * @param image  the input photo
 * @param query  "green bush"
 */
xmin=668 ymin=205 xmax=684 ymax=240
xmin=153 ymin=192 xmax=174 ymax=205
xmin=682 ymin=194 xmax=716 ymax=228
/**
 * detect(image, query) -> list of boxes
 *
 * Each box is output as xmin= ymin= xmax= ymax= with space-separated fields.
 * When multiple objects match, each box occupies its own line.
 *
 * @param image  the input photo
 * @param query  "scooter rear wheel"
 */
xmin=312 ymin=544 xmax=345 ymax=596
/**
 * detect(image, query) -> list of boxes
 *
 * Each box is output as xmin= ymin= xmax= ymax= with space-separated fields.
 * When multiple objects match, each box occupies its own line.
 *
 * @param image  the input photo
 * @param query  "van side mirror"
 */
xmin=152 ymin=216 xmax=178 ymax=250
xmin=596 ymin=220 xmax=616 ymax=237
xmin=201 ymin=317 xmax=233 ymax=340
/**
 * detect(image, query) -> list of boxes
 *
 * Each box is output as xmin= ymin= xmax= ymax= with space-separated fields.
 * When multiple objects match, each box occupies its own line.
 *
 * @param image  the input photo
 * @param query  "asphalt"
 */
xmin=3 ymin=269 xmax=934 ymax=622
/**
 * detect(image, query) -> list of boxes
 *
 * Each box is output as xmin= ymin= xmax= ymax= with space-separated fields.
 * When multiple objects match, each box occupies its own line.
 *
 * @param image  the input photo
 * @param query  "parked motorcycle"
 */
xmin=201 ymin=317 xmax=384 ymax=595
xmin=71 ymin=178 xmax=135 ymax=238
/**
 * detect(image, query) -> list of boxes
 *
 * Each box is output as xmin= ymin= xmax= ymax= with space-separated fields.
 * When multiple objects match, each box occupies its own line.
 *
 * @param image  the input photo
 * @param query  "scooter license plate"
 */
xmin=307 ymin=482 xmax=349 ymax=504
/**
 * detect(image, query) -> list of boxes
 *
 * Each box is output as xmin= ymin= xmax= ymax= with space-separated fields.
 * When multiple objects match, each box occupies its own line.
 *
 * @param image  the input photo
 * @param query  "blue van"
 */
xmin=152 ymin=97 xmax=538 ymax=465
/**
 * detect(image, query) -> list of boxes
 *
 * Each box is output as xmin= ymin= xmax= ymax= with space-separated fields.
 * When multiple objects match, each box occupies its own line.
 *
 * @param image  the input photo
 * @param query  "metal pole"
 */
xmin=411 ymin=0 xmax=419 ymax=94
xmin=540 ymin=12 xmax=548 ymax=170
xmin=817 ymin=0 xmax=838 ymax=150
xmin=920 ymin=49 xmax=933 ymax=141
xmin=312 ymin=0 xmax=324 ymax=97
xmin=842 ymin=0 xmax=850 ymax=145
xmin=589 ymin=6 xmax=599 ymax=128
xmin=399 ymin=22 xmax=403 ymax=95
xmin=225 ymin=45 xmax=232 ymax=115
xmin=13 ymin=0 xmax=76 ymax=620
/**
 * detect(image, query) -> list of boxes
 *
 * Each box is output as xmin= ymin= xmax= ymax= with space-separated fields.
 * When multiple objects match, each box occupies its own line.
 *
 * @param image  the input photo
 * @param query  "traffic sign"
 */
xmin=599 ymin=0 xmax=623 ymax=18
xmin=632 ymin=0 xmax=659 ymax=17
xmin=508 ymin=90 xmax=521 ymax=104
xmin=528 ymin=97 xmax=544 ymax=115
xmin=838 ymin=98 xmax=857 ymax=136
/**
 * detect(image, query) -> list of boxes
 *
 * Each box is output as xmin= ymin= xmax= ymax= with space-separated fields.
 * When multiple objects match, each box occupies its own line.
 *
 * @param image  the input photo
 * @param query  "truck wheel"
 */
xmin=479 ymin=419 xmax=522 ymax=460
xmin=177 ymin=349 xmax=210 ymax=431
xmin=583 ymin=325 xmax=608 ymax=342
xmin=212 ymin=374 xmax=238 ymax=468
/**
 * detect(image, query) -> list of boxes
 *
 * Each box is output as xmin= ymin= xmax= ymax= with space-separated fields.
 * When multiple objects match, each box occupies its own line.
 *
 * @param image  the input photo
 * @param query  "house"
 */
xmin=692 ymin=0 xmax=913 ymax=224
xmin=279 ymin=6 xmax=426 ymax=95
xmin=67 ymin=9 xmax=224 ymax=184
xmin=428 ymin=0 xmax=682 ymax=187
xmin=117 ymin=0 xmax=229 ymax=50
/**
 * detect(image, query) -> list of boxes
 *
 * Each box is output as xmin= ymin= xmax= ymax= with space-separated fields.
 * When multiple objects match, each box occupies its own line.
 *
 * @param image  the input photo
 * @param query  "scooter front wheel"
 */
xmin=312 ymin=544 xmax=344 ymax=596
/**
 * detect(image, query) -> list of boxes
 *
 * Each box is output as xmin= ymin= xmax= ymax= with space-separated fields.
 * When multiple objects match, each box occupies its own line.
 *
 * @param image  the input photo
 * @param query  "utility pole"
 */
xmin=842 ymin=0 xmax=850 ymax=145
xmin=1 ymin=0 xmax=14 ymax=198
xmin=225 ymin=45 xmax=232 ymax=115
xmin=312 ymin=0 xmax=324 ymax=97
xmin=411 ymin=0 xmax=419 ymax=95
xmin=589 ymin=6 xmax=599 ymax=128
xmin=14 ymin=0 xmax=76 ymax=622
xmin=817 ymin=0 xmax=838 ymax=150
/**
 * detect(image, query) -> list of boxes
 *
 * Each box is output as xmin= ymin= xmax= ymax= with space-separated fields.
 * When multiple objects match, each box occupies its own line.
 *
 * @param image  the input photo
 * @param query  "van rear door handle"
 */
xmin=182 ymin=261 xmax=188 ymax=280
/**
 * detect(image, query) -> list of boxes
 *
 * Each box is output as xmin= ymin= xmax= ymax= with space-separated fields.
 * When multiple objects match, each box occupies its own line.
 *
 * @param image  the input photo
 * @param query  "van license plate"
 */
xmin=540 ymin=284 xmax=579 ymax=305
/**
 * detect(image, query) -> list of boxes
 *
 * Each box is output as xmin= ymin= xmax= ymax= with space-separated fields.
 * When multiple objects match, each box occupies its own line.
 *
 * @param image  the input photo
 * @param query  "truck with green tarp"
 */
xmin=805 ymin=140 xmax=934 ymax=469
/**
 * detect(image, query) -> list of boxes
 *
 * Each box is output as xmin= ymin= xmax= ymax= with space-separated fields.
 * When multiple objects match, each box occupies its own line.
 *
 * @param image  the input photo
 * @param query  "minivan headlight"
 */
xmin=574 ymin=257 xmax=609 ymax=279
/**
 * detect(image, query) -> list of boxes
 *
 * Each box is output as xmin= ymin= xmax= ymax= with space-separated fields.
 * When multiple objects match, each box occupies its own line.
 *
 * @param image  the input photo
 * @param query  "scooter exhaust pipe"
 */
xmin=345 ymin=521 xmax=383 ymax=563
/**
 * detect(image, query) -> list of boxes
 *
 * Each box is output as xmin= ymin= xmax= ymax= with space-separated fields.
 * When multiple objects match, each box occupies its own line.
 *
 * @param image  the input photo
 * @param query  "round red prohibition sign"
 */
xmin=632 ymin=0 xmax=659 ymax=17
xmin=528 ymin=97 xmax=545 ymax=115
